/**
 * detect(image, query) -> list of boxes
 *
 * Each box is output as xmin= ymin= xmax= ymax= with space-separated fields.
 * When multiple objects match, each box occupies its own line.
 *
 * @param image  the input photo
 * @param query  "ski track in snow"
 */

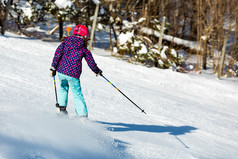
xmin=0 ymin=32 xmax=238 ymax=159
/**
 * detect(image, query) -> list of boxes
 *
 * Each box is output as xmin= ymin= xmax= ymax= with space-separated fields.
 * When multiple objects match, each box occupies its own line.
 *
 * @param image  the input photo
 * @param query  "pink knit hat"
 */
xmin=73 ymin=25 xmax=89 ymax=38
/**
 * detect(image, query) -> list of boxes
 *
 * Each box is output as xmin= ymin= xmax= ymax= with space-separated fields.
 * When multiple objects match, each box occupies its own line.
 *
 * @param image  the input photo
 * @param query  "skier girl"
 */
xmin=50 ymin=24 xmax=102 ymax=117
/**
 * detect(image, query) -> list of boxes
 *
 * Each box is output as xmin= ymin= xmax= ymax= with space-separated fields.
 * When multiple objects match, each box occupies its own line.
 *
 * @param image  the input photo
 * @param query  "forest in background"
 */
xmin=0 ymin=0 xmax=237 ymax=78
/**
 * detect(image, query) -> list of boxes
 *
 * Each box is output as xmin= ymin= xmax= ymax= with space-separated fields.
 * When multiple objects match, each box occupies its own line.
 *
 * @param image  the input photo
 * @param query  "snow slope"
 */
xmin=0 ymin=32 xmax=238 ymax=159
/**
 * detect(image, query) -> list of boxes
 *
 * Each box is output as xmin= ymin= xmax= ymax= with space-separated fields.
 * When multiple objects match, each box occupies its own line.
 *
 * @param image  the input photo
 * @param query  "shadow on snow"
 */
xmin=97 ymin=121 xmax=197 ymax=136
xmin=97 ymin=121 xmax=197 ymax=148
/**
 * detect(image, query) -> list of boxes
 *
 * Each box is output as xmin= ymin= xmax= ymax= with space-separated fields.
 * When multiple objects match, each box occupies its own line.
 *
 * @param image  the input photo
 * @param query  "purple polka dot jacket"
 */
xmin=51 ymin=35 xmax=100 ymax=78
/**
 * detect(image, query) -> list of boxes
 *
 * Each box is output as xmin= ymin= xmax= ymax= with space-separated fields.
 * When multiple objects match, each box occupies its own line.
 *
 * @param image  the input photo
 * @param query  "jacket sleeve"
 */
xmin=51 ymin=41 xmax=65 ymax=69
xmin=84 ymin=48 xmax=100 ymax=74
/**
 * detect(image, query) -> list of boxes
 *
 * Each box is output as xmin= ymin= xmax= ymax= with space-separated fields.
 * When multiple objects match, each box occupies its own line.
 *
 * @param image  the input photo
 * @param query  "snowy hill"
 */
xmin=0 ymin=32 xmax=238 ymax=159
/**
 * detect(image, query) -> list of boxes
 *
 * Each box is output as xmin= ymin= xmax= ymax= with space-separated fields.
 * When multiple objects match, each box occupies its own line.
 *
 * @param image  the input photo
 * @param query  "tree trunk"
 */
xmin=1 ymin=0 xmax=12 ymax=35
xmin=86 ymin=0 xmax=91 ymax=27
xmin=236 ymin=4 xmax=238 ymax=42
xmin=89 ymin=2 xmax=99 ymax=51
xmin=109 ymin=24 xmax=112 ymax=52
xmin=59 ymin=17 xmax=63 ymax=40
xmin=218 ymin=35 xmax=227 ymax=79
xmin=202 ymin=39 xmax=207 ymax=69
xmin=111 ymin=24 xmax=117 ymax=44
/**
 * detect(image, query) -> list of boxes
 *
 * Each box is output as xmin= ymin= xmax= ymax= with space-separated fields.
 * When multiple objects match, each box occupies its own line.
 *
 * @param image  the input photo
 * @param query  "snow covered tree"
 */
xmin=112 ymin=16 xmax=183 ymax=69
xmin=9 ymin=0 xmax=49 ymax=34
xmin=73 ymin=0 xmax=109 ymax=30
xmin=45 ymin=0 xmax=76 ymax=39
xmin=45 ymin=0 xmax=108 ymax=40
xmin=9 ymin=0 xmax=78 ymax=39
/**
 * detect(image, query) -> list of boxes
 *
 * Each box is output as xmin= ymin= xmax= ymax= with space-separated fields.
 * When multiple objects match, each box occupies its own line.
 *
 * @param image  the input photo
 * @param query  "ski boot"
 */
xmin=56 ymin=105 xmax=68 ymax=117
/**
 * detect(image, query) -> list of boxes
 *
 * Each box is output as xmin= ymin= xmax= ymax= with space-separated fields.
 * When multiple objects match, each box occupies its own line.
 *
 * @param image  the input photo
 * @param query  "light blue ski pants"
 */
xmin=58 ymin=73 xmax=88 ymax=116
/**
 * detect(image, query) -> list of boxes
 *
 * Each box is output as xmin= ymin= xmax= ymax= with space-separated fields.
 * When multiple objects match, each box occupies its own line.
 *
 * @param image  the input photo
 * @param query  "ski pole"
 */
xmin=100 ymin=74 xmax=146 ymax=114
xmin=53 ymin=76 xmax=60 ymax=108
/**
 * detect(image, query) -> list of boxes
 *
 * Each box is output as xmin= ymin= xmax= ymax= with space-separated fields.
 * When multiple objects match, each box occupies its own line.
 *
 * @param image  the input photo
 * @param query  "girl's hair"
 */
xmin=74 ymin=34 xmax=89 ymax=47
xmin=83 ymin=36 xmax=89 ymax=48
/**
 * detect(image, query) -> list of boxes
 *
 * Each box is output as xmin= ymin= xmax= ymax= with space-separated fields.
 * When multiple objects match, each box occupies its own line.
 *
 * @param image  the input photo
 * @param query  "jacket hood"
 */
xmin=64 ymin=35 xmax=85 ymax=49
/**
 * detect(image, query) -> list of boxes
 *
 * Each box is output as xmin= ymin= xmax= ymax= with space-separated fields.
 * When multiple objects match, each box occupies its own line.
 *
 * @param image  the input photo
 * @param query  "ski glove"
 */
xmin=96 ymin=69 xmax=103 ymax=76
xmin=50 ymin=67 xmax=56 ymax=77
